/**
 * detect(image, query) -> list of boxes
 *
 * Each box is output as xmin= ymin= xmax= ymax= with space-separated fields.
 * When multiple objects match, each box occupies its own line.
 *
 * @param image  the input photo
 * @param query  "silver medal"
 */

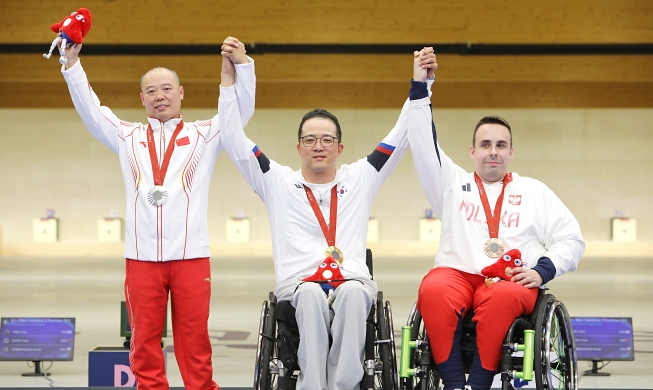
xmin=147 ymin=186 xmax=168 ymax=206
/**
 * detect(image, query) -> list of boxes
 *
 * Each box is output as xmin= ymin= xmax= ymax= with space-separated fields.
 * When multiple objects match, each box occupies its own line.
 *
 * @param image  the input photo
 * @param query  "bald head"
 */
xmin=139 ymin=67 xmax=185 ymax=122
xmin=140 ymin=67 xmax=181 ymax=92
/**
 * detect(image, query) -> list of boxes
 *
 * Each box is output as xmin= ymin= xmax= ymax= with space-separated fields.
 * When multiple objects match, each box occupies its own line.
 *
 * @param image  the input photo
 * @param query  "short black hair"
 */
xmin=472 ymin=116 xmax=512 ymax=146
xmin=297 ymin=109 xmax=342 ymax=142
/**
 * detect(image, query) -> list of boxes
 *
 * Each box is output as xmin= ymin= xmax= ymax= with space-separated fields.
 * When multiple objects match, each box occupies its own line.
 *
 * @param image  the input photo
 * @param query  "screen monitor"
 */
xmin=571 ymin=317 xmax=634 ymax=376
xmin=0 ymin=317 xmax=75 ymax=362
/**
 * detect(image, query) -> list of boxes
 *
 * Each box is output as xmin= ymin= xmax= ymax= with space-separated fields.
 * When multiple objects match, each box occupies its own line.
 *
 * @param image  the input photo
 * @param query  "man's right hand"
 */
xmin=221 ymin=36 xmax=248 ymax=65
xmin=413 ymin=47 xmax=437 ymax=82
xmin=60 ymin=33 xmax=82 ymax=69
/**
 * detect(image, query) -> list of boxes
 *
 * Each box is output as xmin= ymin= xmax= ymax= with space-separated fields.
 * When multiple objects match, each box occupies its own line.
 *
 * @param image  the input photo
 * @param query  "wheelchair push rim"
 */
xmin=534 ymin=295 xmax=578 ymax=390
xmin=375 ymin=298 xmax=398 ymax=390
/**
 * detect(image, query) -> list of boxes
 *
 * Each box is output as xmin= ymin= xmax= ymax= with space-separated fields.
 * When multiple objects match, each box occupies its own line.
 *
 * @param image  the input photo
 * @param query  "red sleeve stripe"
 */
xmin=375 ymin=142 xmax=395 ymax=156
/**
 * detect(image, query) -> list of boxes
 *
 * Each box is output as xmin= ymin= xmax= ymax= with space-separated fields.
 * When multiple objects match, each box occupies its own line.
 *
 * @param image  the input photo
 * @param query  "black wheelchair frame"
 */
xmin=254 ymin=249 xmax=399 ymax=390
xmin=399 ymin=290 xmax=577 ymax=390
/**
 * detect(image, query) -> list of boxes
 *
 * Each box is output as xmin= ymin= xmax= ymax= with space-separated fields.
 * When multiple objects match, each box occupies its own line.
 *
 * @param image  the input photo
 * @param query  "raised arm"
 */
xmin=219 ymin=48 xmax=269 ymax=198
xmin=366 ymin=48 xmax=438 ymax=194
xmin=407 ymin=52 xmax=461 ymax=219
xmin=60 ymin=41 xmax=122 ymax=153
xmin=221 ymin=37 xmax=256 ymax=127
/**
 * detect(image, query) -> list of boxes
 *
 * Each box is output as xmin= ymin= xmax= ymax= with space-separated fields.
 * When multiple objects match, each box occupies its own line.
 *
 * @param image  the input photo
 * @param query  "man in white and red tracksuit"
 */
xmin=57 ymin=36 xmax=255 ymax=390
xmin=407 ymin=71 xmax=585 ymax=389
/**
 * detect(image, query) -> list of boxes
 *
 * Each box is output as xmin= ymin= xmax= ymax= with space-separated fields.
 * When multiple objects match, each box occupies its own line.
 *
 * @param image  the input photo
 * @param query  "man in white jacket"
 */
xmin=407 ymin=74 xmax=585 ymax=390
xmin=58 ymin=36 xmax=255 ymax=390
xmin=219 ymin=43 xmax=437 ymax=390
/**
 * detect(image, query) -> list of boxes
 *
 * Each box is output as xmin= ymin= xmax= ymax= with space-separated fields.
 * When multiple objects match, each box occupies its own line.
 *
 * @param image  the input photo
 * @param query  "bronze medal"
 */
xmin=483 ymin=237 xmax=505 ymax=258
xmin=474 ymin=173 xmax=513 ymax=258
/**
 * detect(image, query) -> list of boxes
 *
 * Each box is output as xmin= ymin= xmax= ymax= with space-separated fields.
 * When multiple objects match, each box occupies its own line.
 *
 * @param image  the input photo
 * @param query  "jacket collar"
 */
xmin=293 ymin=168 xmax=344 ymax=188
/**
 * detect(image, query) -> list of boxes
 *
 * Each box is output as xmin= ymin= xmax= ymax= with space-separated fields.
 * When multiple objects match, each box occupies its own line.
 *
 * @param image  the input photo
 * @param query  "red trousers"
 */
xmin=417 ymin=268 xmax=538 ymax=388
xmin=124 ymin=258 xmax=219 ymax=390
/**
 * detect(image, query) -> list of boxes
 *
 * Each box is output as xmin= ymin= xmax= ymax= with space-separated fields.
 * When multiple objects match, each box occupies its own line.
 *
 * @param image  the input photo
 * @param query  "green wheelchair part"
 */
xmin=399 ymin=325 xmax=535 ymax=381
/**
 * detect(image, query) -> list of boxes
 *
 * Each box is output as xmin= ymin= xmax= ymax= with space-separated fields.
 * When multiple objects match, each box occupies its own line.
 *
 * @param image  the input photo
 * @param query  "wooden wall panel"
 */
xmin=3 ymin=0 xmax=651 ymax=109
xmin=3 ymin=0 xmax=653 ymax=44
xmin=3 ymin=80 xmax=653 ymax=109
xmin=6 ymin=54 xmax=653 ymax=83
xmin=2 ymin=53 xmax=652 ymax=108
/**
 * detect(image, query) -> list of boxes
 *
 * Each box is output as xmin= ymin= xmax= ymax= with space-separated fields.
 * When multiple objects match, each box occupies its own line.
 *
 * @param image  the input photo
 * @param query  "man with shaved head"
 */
xmin=57 ymin=36 xmax=256 ymax=390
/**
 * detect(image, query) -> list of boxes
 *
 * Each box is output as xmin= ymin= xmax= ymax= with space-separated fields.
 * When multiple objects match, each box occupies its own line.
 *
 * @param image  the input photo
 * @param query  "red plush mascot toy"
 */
xmin=481 ymin=248 xmax=523 ymax=286
xmin=302 ymin=257 xmax=346 ymax=295
xmin=43 ymin=8 xmax=92 ymax=65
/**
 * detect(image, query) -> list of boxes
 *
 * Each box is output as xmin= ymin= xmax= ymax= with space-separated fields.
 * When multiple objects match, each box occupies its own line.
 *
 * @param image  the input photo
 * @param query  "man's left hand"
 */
xmin=221 ymin=36 xmax=248 ymax=64
xmin=511 ymin=267 xmax=543 ymax=289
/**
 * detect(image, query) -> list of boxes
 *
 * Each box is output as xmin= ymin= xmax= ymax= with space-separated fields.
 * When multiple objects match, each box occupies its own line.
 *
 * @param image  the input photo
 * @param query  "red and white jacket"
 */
xmin=62 ymin=59 xmax=256 ymax=261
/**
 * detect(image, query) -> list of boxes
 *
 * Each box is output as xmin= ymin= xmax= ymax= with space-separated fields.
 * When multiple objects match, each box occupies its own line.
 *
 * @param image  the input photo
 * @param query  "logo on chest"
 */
xmin=509 ymin=195 xmax=522 ymax=206
xmin=175 ymin=136 xmax=190 ymax=146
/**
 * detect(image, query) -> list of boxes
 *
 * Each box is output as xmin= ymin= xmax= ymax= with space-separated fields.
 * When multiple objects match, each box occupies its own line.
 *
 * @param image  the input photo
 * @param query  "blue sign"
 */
xmin=88 ymin=347 xmax=135 ymax=387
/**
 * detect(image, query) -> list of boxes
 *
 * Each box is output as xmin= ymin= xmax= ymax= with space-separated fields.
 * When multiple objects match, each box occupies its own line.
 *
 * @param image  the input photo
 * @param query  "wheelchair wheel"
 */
xmin=400 ymin=305 xmax=440 ymax=390
xmin=534 ymin=294 xmax=577 ymax=390
xmin=375 ymin=294 xmax=398 ymax=390
xmin=254 ymin=294 xmax=278 ymax=390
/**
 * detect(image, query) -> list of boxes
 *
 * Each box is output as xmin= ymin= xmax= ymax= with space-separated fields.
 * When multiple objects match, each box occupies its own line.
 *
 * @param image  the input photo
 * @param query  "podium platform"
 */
xmin=88 ymin=346 xmax=167 ymax=387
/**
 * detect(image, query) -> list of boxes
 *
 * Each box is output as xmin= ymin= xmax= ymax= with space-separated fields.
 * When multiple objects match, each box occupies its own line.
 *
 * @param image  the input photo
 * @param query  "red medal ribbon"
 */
xmin=304 ymin=185 xmax=338 ymax=246
xmin=146 ymin=121 xmax=185 ymax=186
xmin=473 ymin=172 xmax=513 ymax=238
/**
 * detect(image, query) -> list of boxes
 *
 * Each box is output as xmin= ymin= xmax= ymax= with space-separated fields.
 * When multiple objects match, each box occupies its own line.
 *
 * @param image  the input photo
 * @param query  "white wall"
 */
xmin=1 ymin=107 xmax=651 ymax=253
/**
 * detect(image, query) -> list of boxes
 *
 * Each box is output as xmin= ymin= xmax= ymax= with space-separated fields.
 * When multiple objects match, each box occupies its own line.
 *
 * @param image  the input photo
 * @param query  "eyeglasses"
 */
xmin=300 ymin=135 xmax=339 ymax=148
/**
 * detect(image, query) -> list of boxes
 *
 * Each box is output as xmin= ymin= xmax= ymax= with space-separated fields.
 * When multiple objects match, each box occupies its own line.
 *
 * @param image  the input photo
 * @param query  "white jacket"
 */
xmin=62 ymin=60 xmax=256 ymax=261
xmin=407 ymin=92 xmax=584 ymax=279
xmin=218 ymin=81 xmax=432 ymax=283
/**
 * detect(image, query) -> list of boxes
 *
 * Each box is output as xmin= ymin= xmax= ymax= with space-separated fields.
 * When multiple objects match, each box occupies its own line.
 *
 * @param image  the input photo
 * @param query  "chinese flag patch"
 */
xmin=176 ymin=136 xmax=190 ymax=146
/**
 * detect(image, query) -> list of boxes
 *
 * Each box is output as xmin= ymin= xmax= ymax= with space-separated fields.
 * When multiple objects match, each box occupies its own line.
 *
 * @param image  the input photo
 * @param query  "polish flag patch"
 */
xmin=176 ymin=136 xmax=190 ymax=146
xmin=509 ymin=195 xmax=522 ymax=205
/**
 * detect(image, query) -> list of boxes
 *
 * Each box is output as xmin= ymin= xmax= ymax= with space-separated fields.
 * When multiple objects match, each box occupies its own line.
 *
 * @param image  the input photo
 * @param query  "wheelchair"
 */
xmin=399 ymin=290 xmax=577 ymax=390
xmin=254 ymin=249 xmax=398 ymax=390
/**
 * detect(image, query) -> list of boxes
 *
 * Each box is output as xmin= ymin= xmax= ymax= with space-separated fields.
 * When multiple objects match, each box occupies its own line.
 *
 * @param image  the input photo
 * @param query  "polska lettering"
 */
xmin=459 ymin=200 xmax=520 ymax=228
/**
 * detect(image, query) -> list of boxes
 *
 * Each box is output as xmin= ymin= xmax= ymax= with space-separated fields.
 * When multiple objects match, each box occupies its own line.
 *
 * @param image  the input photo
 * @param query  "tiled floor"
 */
xmin=0 ymin=255 xmax=651 ymax=388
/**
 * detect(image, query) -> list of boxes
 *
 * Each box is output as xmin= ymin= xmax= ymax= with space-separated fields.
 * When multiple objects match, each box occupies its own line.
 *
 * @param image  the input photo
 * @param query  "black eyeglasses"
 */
xmin=300 ymin=135 xmax=339 ymax=148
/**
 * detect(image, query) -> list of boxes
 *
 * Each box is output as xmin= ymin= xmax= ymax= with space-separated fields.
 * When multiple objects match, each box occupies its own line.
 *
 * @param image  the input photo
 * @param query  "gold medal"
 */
xmin=325 ymin=246 xmax=344 ymax=265
xmin=483 ymin=237 xmax=504 ymax=258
